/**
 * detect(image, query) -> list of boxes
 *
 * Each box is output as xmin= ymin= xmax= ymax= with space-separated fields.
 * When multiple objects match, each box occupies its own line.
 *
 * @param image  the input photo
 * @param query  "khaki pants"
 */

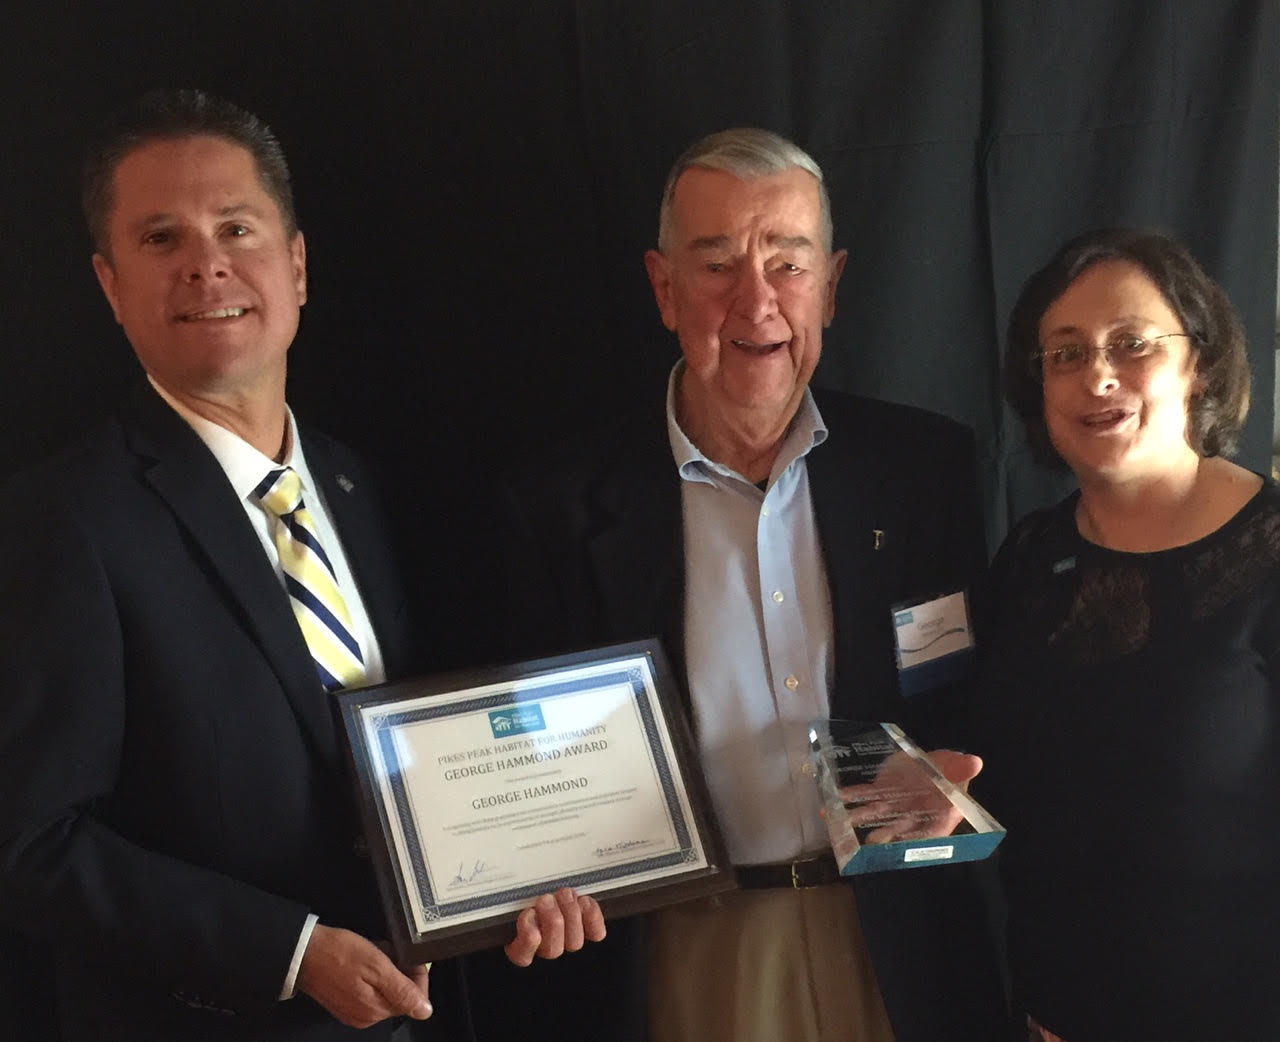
xmin=647 ymin=885 xmax=896 ymax=1042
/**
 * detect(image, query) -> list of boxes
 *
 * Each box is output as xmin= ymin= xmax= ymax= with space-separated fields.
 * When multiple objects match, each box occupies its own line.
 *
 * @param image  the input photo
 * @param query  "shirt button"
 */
xmin=772 ymin=590 xmax=785 ymax=603
xmin=761 ymin=506 xmax=771 ymax=518
xmin=784 ymin=675 xmax=799 ymax=691
xmin=801 ymin=762 xmax=816 ymax=778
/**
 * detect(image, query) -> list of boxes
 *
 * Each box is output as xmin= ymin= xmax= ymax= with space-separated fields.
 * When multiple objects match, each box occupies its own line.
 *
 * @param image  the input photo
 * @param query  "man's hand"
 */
xmin=925 ymin=749 xmax=983 ymax=788
xmin=839 ymin=749 xmax=982 ymax=845
xmin=504 ymin=888 xmax=607 ymax=967
xmin=297 ymin=924 xmax=431 ymax=1028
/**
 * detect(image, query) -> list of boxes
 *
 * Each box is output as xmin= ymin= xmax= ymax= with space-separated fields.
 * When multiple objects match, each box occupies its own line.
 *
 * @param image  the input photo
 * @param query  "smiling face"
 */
xmin=1039 ymin=258 xmax=1201 ymax=484
xmin=645 ymin=166 xmax=846 ymax=439
xmin=92 ymin=135 xmax=306 ymax=405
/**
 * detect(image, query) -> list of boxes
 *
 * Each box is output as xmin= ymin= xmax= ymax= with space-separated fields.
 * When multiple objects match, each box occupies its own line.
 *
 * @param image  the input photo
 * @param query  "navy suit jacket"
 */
xmin=0 ymin=385 xmax=458 ymax=1041
xmin=465 ymin=388 xmax=1008 ymax=1042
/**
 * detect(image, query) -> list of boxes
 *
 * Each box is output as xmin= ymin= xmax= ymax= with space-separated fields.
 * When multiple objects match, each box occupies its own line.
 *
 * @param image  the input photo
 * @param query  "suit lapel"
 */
xmin=807 ymin=398 xmax=901 ymax=721
xmin=305 ymin=435 xmax=407 ymax=678
xmin=584 ymin=433 xmax=687 ymax=686
xmin=123 ymin=387 xmax=339 ymax=761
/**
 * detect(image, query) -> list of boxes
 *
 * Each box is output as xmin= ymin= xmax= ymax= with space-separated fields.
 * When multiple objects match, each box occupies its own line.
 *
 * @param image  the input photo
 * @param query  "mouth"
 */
xmin=177 ymin=306 xmax=251 ymax=322
xmin=729 ymin=338 xmax=787 ymax=356
xmin=1081 ymin=408 xmax=1133 ymax=430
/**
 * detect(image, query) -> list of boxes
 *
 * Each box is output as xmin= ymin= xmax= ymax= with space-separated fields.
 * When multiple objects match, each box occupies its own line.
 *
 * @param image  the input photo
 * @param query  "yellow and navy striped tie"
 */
xmin=253 ymin=467 xmax=366 ymax=692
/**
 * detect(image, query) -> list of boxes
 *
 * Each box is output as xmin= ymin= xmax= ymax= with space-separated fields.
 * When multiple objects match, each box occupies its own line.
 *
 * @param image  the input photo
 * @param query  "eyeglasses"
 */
xmin=1029 ymin=331 xmax=1193 ymax=381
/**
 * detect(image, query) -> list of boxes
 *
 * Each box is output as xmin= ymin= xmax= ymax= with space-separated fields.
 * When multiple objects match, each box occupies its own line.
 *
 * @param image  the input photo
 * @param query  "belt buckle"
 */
xmin=790 ymin=855 xmax=822 ymax=888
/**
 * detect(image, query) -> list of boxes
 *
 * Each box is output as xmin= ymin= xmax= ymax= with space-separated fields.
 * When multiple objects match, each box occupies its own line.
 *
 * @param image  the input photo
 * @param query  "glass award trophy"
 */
xmin=807 ymin=720 xmax=1005 ymax=876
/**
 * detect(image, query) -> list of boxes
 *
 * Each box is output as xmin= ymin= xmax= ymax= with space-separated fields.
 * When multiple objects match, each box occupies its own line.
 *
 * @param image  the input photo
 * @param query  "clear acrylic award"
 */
xmin=807 ymin=720 xmax=1005 ymax=876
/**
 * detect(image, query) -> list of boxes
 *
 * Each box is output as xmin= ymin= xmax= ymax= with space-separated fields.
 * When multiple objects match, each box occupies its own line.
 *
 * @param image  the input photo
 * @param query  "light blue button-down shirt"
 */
xmin=666 ymin=364 xmax=835 ymax=865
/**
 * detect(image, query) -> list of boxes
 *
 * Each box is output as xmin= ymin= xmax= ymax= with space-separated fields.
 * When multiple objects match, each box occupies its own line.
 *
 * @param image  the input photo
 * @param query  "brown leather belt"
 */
xmin=735 ymin=851 xmax=844 ymax=889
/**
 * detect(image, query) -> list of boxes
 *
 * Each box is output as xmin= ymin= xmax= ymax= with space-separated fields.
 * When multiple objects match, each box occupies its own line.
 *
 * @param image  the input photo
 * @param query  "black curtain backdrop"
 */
xmin=0 ymin=2 xmax=1277 ymax=1036
xmin=1 ymin=0 xmax=1276 ymax=673
xmin=3 ymin=2 xmax=1276 ymax=550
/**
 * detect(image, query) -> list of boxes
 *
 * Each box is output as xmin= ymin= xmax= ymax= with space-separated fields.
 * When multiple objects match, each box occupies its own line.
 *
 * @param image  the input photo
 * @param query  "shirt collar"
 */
xmin=664 ymin=360 xmax=828 ymax=484
xmin=148 ymin=376 xmax=317 ymax=504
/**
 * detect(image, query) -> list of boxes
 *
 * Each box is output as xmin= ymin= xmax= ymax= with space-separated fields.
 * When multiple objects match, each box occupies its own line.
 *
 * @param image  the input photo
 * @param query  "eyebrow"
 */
xmin=687 ymin=235 xmax=730 ymax=251
xmin=1042 ymin=316 xmax=1163 ymax=339
xmin=132 ymin=203 xmax=269 ymax=229
xmin=686 ymin=233 xmax=815 ymax=251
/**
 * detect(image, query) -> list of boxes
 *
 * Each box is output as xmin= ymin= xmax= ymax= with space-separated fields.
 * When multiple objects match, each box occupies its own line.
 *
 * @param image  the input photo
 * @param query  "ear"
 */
xmin=823 ymin=249 xmax=848 ymax=327
xmin=290 ymin=231 xmax=307 ymax=306
xmin=1186 ymin=341 xmax=1207 ymax=397
xmin=91 ymin=253 xmax=124 ymax=325
xmin=644 ymin=249 xmax=678 ymax=332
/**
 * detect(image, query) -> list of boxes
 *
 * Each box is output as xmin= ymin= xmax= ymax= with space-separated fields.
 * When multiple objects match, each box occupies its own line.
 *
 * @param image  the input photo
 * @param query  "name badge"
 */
xmin=891 ymin=590 xmax=975 ymax=697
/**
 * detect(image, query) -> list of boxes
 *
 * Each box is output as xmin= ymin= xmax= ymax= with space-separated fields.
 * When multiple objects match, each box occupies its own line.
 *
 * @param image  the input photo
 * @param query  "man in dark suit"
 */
xmin=0 ymin=89 xmax=597 ymax=1042
xmin=469 ymin=129 xmax=1007 ymax=1041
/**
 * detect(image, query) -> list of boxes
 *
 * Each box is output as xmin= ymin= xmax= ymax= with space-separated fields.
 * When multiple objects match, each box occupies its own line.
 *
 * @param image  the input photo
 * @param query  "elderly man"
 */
xmin=470 ymin=129 xmax=1007 ymax=1041
xmin=0 ymin=89 xmax=599 ymax=1042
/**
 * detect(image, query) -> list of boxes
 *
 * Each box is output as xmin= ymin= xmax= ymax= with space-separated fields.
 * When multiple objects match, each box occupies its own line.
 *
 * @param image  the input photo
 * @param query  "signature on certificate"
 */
xmin=450 ymin=859 xmax=492 ymax=887
xmin=592 ymin=838 xmax=653 ymax=859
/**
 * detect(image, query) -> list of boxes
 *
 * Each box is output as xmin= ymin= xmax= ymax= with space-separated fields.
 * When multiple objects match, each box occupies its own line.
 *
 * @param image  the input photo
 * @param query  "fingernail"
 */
xmin=413 ymin=1000 xmax=433 ymax=1019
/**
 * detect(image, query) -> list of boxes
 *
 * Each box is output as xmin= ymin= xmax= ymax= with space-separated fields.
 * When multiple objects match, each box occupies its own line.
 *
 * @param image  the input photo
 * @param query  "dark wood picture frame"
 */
xmin=337 ymin=638 xmax=733 ymax=963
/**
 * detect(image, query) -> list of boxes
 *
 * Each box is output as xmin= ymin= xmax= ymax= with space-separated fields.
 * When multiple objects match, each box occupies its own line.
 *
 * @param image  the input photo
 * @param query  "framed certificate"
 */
xmin=336 ymin=639 xmax=733 ymax=962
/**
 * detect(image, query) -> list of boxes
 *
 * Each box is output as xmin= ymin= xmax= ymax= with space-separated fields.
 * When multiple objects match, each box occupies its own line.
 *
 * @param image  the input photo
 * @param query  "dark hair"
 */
xmin=1005 ymin=227 xmax=1250 ymax=466
xmin=82 ymin=88 xmax=297 ymax=256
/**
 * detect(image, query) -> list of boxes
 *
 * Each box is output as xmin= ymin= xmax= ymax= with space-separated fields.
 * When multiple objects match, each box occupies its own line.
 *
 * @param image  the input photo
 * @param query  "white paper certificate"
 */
xmin=346 ymin=649 xmax=715 ymax=943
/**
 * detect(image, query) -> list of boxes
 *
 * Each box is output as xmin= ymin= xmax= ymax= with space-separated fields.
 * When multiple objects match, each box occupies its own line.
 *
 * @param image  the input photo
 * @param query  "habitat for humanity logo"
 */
xmin=488 ymin=704 xmax=547 ymax=739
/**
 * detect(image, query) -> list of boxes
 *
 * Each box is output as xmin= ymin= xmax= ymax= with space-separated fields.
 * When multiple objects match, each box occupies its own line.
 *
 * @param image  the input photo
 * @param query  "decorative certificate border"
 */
xmin=337 ymin=639 xmax=733 ymax=962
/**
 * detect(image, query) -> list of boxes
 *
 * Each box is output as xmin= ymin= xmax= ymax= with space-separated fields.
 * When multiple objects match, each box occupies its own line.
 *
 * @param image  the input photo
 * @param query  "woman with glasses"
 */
xmin=977 ymin=227 xmax=1277 ymax=1041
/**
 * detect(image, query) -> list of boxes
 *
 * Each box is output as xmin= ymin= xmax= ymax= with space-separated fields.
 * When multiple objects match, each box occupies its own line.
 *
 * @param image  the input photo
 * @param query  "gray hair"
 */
xmin=656 ymin=127 xmax=833 ymax=254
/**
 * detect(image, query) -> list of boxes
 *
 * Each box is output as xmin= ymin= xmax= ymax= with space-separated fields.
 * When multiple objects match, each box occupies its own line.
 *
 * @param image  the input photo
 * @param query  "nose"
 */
xmin=731 ymin=264 xmax=777 ymax=325
xmin=181 ymin=237 xmax=230 ymax=283
xmin=1082 ymin=346 xmax=1120 ymax=394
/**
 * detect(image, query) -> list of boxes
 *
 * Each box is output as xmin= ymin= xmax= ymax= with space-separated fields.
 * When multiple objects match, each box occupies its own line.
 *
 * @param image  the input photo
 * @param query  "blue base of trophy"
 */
xmin=835 ymin=829 xmax=1005 ymax=876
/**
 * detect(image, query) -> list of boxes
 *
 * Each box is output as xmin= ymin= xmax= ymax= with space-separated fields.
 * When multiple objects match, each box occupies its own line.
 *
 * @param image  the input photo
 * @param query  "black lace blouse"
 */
xmin=976 ymin=479 xmax=1280 ymax=1042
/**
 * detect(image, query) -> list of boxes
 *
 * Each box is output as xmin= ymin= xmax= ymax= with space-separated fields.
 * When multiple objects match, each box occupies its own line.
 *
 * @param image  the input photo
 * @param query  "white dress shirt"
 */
xmin=666 ymin=364 xmax=835 ymax=865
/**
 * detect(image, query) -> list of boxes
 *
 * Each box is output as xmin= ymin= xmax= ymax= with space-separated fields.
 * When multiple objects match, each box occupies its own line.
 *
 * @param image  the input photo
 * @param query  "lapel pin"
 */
xmin=873 ymin=529 xmax=884 ymax=551
xmin=336 ymin=474 xmax=355 ymax=494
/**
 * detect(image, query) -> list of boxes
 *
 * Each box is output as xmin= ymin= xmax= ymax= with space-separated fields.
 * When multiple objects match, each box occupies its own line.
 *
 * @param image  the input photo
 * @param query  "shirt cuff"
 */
xmin=279 ymin=913 xmax=319 ymax=1001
